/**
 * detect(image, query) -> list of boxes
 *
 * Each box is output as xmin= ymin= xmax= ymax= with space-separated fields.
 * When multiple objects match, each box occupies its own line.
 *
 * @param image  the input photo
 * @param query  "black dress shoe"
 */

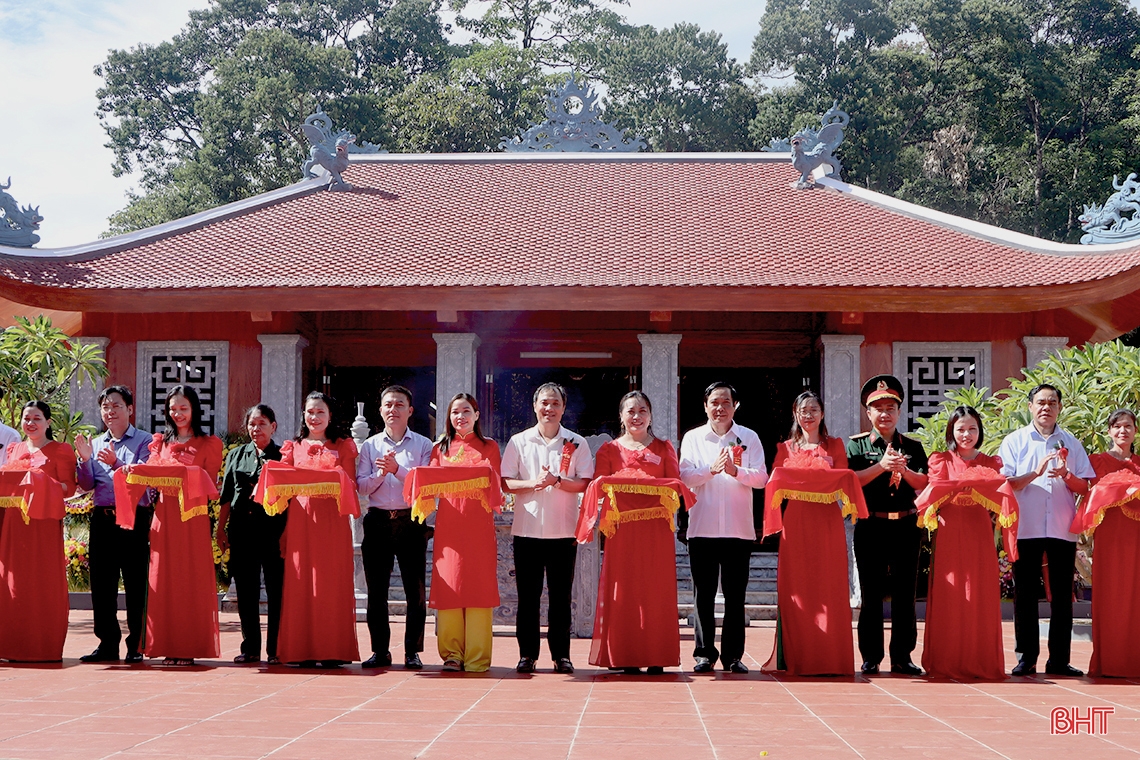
xmin=890 ymin=662 xmax=922 ymax=676
xmin=80 ymin=649 xmax=119 ymax=663
xmin=554 ymin=658 xmax=575 ymax=674
xmin=724 ymin=660 xmax=749 ymax=674
xmin=233 ymin=653 xmax=260 ymax=665
xmin=405 ymin=653 xmax=423 ymax=670
xmin=361 ymin=652 xmax=392 ymax=668
xmin=646 ymin=666 xmax=665 ymax=675
xmin=1010 ymin=661 xmax=1037 ymax=676
xmin=860 ymin=661 xmax=880 ymax=675
xmin=1045 ymin=662 xmax=1084 ymax=677
xmin=124 ymin=652 xmax=144 ymax=664
xmin=516 ymin=657 xmax=536 ymax=674
xmin=693 ymin=657 xmax=714 ymax=673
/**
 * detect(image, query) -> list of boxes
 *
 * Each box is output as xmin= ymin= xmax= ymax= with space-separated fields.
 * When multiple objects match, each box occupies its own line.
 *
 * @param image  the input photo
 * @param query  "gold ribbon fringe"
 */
xmin=410 ymin=477 xmax=492 ymax=523
xmin=0 ymin=495 xmax=30 ymax=524
xmin=598 ymin=483 xmax=681 ymax=537
xmin=769 ymin=488 xmax=861 ymax=522
xmin=263 ymin=481 xmax=343 ymax=516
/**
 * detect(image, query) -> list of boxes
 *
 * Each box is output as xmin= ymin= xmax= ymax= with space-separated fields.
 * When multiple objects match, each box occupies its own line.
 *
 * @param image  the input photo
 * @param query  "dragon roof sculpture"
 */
xmin=301 ymin=108 xmax=384 ymax=191
xmin=500 ymin=76 xmax=645 ymax=153
xmin=0 ymin=178 xmax=43 ymax=248
xmin=763 ymin=102 xmax=849 ymax=189
xmin=1080 ymin=173 xmax=1140 ymax=245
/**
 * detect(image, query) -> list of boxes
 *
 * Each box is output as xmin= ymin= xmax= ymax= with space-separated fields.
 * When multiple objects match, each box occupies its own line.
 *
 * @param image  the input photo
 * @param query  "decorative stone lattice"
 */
xmin=137 ymin=342 xmax=228 ymax=436
xmin=903 ymin=355 xmax=978 ymax=429
xmin=500 ymin=77 xmax=645 ymax=153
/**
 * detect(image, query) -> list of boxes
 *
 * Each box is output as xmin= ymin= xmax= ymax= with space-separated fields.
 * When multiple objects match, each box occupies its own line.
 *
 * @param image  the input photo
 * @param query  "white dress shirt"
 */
xmin=680 ymin=422 xmax=768 ymax=540
xmin=356 ymin=428 xmax=433 ymax=510
xmin=502 ymin=425 xmax=594 ymax=539
xmin=999 ymin=424 xmax=1094 ymax=542
xmin=0 ymin=423 xmax=20 ymax=466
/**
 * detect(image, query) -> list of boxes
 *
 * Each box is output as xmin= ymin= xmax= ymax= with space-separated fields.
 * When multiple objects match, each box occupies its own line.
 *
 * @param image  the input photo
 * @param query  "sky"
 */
xmin=0 ymin=0 xmax=764 ymax=248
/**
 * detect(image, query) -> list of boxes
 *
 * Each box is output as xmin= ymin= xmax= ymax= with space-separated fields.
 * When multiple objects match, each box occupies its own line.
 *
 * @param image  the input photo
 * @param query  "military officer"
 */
xmin=846 ymin=375 xmax=929 ymax=676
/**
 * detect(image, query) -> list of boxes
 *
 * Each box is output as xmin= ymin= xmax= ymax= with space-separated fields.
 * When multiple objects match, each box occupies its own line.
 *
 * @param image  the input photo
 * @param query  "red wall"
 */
xmin=83 ymin=312 xmax=296 ymax=433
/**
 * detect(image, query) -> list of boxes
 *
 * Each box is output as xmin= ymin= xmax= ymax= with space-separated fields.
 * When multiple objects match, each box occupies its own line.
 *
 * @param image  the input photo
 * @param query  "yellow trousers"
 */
xmin=437 ymin=607 xmax=493 ymax=672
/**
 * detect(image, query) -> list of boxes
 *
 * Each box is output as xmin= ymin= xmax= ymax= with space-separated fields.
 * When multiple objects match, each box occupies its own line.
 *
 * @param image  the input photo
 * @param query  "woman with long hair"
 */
xmin=144 ymin=385 xmax=224 ymax=666
xmin=589 ymin=391 xmax=683 ymax=674
xmin=922 ymin=405 xmax=1007 ymax=679
xmin=0 ymin=401 xmax=76 ymax=661
xmin=764 ymin=391 xmax=854 ymax=676
xmin=277 ymin=391 xmax=360 ymax=667
xmin=428 ymin=393 xmax=502 ymax=672
xmin=1086 ymin=409 xmax=1140 ymax=677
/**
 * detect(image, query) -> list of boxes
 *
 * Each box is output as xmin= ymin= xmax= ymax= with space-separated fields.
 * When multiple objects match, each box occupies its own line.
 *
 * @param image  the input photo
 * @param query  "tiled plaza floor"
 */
xmin=1 ymin=612 xmax=1137 ymax=759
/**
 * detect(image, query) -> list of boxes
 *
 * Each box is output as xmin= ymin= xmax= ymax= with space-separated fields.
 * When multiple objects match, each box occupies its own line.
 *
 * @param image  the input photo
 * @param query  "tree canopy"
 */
xmin=96 ymin=0 xmax=1140 ymax=243
xmin=749 ymin=0 xmax=1140 ymax=241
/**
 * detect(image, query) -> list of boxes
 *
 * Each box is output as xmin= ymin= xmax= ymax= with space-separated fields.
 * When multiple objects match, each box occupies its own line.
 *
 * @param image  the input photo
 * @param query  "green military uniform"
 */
xmin=219 ymin=441 xmax=284 ymax=661
xmin=846 ymin=375 xmax=929 ymax=673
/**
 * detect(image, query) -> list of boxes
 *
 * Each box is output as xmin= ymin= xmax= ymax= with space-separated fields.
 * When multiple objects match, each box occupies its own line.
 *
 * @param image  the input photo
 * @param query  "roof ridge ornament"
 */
xmin=500 ymin=75 xmax=645 ymax=153
xmin=300 ymin=107 xmax=384 ymax=191
xmin=1080 ymin=173 xmax=1140 ymax=244
xmin=0 ymin=177 xmax=43 ymax=247
xmin=763 ymin=102 xmax=849 ymax=189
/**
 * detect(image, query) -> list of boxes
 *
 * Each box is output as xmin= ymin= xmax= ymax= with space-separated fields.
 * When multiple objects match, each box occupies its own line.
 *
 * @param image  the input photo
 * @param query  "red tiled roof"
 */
xmin=2 ymin=154 xmax=1140 ymax=311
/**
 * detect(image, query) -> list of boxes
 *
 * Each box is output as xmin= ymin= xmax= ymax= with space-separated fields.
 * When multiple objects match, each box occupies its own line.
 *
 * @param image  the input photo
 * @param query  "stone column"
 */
xmin=258 ymin=334 xmax=308 ymax=442
xmin=820 ymin=334 xmax=865 ymax=608
xmin=69 ymin=337 xmax=109 ymax=429
xmin=433 ymin=333 xmax=481 ymax=414
xmin=1023 ymin=336 xmax=1069 ymax=371
xmin=820 ymin=334 xmax=864 ymax=439
xmin=638 ymin=334 xmax=682 ymax=447
xmin=350 ymin=402 xmax=371 ymax=603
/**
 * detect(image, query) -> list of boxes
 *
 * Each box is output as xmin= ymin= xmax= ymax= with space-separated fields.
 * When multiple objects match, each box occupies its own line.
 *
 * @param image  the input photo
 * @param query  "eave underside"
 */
xmin=0 ymin=280 xmax=1135 ymax=315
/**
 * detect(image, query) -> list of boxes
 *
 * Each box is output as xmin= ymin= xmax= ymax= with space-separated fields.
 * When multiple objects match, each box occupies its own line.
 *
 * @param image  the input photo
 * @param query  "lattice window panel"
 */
xmin=136 ymin=342 xmax=229 ymax=436
xmin=892 ymin=343 xmax=990 ymax=433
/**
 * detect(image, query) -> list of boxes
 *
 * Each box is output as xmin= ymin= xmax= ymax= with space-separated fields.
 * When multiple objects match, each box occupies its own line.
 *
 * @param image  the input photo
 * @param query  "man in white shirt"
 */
xmin=999 ymin=383 xmax=1093 ymax=677
xmin=679 ymin=382 xmax=768 ymax=674
xmin=356 ymin=385 xmax=434 ymax=670
xmin=502 ymin=382 xmax=594 ymax=674
xmin=0 ymin=419 xmax=19 ymax=465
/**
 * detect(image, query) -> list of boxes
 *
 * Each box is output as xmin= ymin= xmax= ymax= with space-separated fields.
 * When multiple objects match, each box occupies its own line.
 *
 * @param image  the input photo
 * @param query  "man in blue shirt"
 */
xmin=356 ymin=385 xmax=433 ymax=669
xmin=999 ymin=383 xmax=1093 ymax=677
xmin=74 ymin=385 xmax=153 ymax=663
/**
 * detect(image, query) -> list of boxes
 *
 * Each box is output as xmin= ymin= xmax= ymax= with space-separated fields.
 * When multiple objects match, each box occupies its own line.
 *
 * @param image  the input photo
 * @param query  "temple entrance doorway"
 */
xmin=679 ymin=363 xmax=819 ymax=547
xmin=326 ymin=366 xmax=437 ymax=440
xmin=486 ymin=367 xmax=635 ymax=445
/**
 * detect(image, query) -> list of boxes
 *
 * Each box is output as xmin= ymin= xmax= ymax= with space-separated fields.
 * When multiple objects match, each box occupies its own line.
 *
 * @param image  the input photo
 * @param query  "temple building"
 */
xmin=2 ymin=148 xmax=1140 ymax=453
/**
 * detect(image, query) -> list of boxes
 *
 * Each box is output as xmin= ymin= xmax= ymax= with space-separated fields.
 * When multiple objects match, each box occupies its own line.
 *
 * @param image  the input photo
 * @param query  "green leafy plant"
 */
xmin=914 ymin=339 xmax=1140 ymax=457
xmin=0 ymin=316 xmax=108 ymax=440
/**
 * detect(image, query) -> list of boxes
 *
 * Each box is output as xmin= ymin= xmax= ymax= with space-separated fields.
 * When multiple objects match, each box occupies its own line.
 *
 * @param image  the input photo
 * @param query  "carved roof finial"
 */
xmin=500 ymin=75 xmax=645 ymax=152
xmin=1080 ymin=173 xmax=1140 ymax=244
xmin=0 ymin=177 xmax=43 ymax=248
xmin=763 ymin=101 xmax=849 ymax=189
xmin=300 ymin=107 xmax=384 ymax=190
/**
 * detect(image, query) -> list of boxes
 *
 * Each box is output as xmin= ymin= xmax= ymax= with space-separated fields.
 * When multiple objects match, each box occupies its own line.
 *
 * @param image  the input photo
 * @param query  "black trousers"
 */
xmin=853 ymin=516 xmax=920 ymax=666
xmin=228 ymin=510 xmax=287 ymax=658
xmin=1013 ymin=537 xmax=1076 ymax=666
xmin=513 ymin=536 xmax=577 ymax=661
xmin=88 ymin=505 xmax=152 ymax=656
xmin=688 ymin=537 xmax=752 ymax=665
xmin=362 ymin=508 xmax=428 ymax=656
